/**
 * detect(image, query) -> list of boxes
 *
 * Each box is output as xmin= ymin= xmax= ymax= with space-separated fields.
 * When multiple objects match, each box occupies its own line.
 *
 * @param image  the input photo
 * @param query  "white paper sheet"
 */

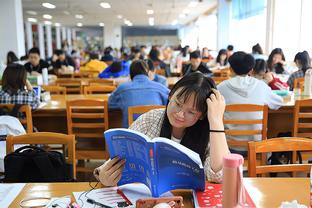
xmin=0 ymin=183 xmax=25 ymax=207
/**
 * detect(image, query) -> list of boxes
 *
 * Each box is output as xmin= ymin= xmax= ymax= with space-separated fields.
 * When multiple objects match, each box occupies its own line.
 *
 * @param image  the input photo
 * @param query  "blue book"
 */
xmin=104 ymin=128 xmax=205 ymax=197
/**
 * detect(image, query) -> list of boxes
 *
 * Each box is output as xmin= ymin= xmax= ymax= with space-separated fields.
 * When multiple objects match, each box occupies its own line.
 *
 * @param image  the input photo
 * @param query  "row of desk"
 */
xmin=9 ymin=178 xmax=310 ymax=207
xmin=32 ymin=92 xmax=309 ymax=138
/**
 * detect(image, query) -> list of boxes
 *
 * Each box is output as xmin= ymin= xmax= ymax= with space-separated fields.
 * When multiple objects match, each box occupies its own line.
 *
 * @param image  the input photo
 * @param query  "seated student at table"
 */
xmin=251 ymin=59 xmax=288 ymax=90
xmin=217 ymin=52 xmax=283 ymax=156
xmin=51 ymin=49 xmax=75 ymax=74
xmin=0 ymin=64 xmax=40 ymax=109
xmin=80 ymin=52 xmax=107 ymax=74
xmin=94 ymin=72 xmax=229 ymax=185
xmin=146 ymin=59 xmax=168 ymax=87
xmin=98 ymin=60 xmax=130 ymax=79
xmin=251 ymin=43 xmax=268 ymax=60
xmin=287 ymin=51 xmax=312 ymax=91
xmin=267 ymin=48 xmax=289 ymax=74
xmin=182 ymin=51 xmax=212 ymax=76
xmin=108 ymin=60 xmax=170 ymax=128
xmin=149 ymin=47 xmax=170 ymax=77
xmin=24 ymin=47 xmax=51 ymax=75
xmin=208 ymin=49 xmax=229 ymax=71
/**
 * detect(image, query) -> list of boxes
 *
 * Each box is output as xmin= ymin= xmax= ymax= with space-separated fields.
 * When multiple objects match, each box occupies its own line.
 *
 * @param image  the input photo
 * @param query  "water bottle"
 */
xmin=304 ymin=69 xmax=312 ymax=96
xmin=42 ymin=68 xmax=48 ymax=85
xmin=222 ymin=154 xmax=245 ymax=208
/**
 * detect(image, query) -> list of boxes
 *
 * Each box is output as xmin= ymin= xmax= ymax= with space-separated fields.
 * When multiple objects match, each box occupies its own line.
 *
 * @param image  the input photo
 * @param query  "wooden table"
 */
xmin=10 ymin=178 xmax=310 ymax=207
xmin=33 ymin=94 xmax=122 ymax=133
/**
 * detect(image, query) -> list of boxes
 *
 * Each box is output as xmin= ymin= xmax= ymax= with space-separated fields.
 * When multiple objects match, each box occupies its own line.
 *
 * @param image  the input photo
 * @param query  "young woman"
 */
xmin=287 ymin=51 xmax=311 ymax=90
xmin=0 ymin=64 xmax=40 ymax=109
xmin=267 ymin=48 xmax=287 ymax=74
xmin=251 ymin=59 xmax=288 ymax=90
xmin=94 ymin=72 xmax=229 ymax=185
xmin=208 ymin=49 xmax=229 ymax=71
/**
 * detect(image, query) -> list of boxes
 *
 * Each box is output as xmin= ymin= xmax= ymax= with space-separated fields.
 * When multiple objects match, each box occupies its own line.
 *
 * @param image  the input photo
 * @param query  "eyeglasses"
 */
xmin=170 ymin=99 xmax=201 ymax=121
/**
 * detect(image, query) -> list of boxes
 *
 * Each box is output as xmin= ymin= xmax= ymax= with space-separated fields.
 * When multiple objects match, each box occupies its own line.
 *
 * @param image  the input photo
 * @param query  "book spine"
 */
xmin=149 ymin=147 xmax=158 ymax=197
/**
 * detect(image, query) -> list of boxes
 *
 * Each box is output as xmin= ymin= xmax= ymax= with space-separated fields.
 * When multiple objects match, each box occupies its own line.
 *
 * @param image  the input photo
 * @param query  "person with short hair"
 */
xmin=182 ymin=51 xmax=212 ymax=76
xmin=217 ymin=51 xmax=283 ymax=156
xmin=0 ymin=64 xmax=40 ymax=109
xmin=51 ymin=49 xmax=75 ymax=74
xmin=226 ymin=45 xmax=234 ymax=58
xmin=108 ymin=60 xmax=170 ymax=128
xmin=146 ymin=59 xmax=168 ymax=86
xmin=94 ymin=72 xmax=229 ymax=186
xmin=24 ymin=47 xmax=50 ymax=75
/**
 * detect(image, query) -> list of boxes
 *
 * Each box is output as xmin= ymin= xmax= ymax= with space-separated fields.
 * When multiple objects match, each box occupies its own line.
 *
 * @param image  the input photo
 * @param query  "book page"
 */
xmin=152 ymin=137 xmax=205 ymax=196
xmin=105 ymin=128 xmax=154 ymax=192
xmin=0 ymin=183 xmax=25 ymax=207
xmin=153 ymin=137 xmax=202 ymax=167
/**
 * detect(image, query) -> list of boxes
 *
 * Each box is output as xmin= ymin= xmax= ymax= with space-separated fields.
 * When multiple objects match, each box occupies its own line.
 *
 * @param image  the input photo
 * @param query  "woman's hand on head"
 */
xmin=96 ymin=157 xmax=125 ymax=186
xmin=206 ymin=89 xmax=225 ymax=129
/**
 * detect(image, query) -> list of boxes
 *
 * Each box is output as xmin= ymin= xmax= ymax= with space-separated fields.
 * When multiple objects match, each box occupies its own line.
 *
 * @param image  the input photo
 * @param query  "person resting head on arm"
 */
xmin=94 ymin=72 xmax=230 ymax=186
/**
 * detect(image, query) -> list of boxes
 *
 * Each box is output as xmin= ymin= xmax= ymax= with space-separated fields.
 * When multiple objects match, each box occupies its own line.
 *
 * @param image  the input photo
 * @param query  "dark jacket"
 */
xmin=182 ymin=62 xmax=212 ymax=76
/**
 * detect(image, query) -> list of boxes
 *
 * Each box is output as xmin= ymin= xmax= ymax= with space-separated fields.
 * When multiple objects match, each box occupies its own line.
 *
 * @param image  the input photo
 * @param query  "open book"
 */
xmin=104 ymin=128 xmax=205 ymax=197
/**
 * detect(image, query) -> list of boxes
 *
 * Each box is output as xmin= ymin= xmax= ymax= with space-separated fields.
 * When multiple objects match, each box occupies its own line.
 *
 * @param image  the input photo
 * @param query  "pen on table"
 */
xmin=86 ymin=198 xmax=113 ymax=208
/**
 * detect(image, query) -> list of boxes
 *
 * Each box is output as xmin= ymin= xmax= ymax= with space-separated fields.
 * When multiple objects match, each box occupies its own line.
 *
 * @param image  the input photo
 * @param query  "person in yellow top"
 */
xmin=80 ymin=53 xmax=107 ymax=75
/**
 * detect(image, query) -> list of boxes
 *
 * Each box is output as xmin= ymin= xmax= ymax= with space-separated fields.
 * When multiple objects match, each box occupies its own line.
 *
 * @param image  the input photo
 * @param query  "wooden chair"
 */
xmin=66 ymin=99 xmax=109 ymax=172
xmin=248 ymin=137 xmax=312 ymax=177
xmin=88 ymin=79 xmax=115 ymax=86
xmin=212 ymin=76 xmax=229 ymax=85
xmin=294 ymin=77 xmax=304 ymax=92
xmin=56 ymin=79 xmax=82 ymax=94
xmin=42 ymin=85 xmax=66 ymax=95
xmin=83 ymin=85 xmax=116 ymax=94
xmin=293 ymin=99 xmax=312 ymax=138
xmin=128 ymin=105 xmax=166 ymax=126
xmin=6 ymin=132 xmax=76 ymax=179
xmin=0 ymin=104 xmax=33 ymax=133
xmin=224 ymin=104 xmax=268 ymax=167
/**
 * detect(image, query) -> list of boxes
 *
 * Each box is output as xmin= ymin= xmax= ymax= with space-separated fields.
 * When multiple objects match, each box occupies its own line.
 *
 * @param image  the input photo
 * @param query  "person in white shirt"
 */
xmin=217 ymin=51 xmax=283 ymax=156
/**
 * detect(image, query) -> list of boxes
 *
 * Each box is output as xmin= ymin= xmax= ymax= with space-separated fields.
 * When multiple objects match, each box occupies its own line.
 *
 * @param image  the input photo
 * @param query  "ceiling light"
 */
xmin=77 ymin=23 xmax=83 ymax=27
xmin=188 ymin=1 xmax=198 ymax=7
xmin=146 ymin=10 xmax=154 ymax=15
xmin=127 ymin=22 xmax=133 ymax=26
xmin=117 ymin=15 xmax=123 ymax=19
xmin=54 ymin=23 xmax=61 ymax=27
xmin=64 ymin=11 xmax=70 ymax=15
xmin=179 ymin=14 xmax=186 ymax=18
xmin=100 ymin=2 xmax=111 ymax=8
xmin=183 ymin=9 xmax=191 ymax=14
xmin=99 ymin=22 xmax=105 ymax=27
xmin=149 ymin=17 xmax=154 ymax=26
xmin=75 ymin=14 xmax=83 ymax=19
xmin=44 ymin=21 xmax=52 ymax=25
xmin=27 ymin=18 xmax=37 ymax=23
xmin=171 ymin=20 xmax=178 ymax=26
xmin=26 ymin=11 xmax=37 ymax=15
xmin=43 ymin=14 xmax=52 ymax=19
xmin=42 ymin=3 xmax=56 ymax=9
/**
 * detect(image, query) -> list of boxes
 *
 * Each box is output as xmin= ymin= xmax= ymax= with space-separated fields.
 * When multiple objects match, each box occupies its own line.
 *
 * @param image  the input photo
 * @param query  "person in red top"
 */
xmin=251 ymin=59 xmax=288 ymax=90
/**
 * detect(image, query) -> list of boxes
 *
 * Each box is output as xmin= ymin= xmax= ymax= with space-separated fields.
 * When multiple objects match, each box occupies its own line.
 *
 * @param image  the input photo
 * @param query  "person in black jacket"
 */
xmin=24 ymin=47 xmax=50 ymax=75
xmin=182 ymin=51 xmax=212 ymax=76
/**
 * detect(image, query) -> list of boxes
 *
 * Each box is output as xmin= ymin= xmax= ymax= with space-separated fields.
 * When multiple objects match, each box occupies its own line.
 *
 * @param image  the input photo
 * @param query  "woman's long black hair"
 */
xmin=160 ymin=72 xmax=216 ymax=162
xmin=294 ymin=51 xmax=311 ymax=73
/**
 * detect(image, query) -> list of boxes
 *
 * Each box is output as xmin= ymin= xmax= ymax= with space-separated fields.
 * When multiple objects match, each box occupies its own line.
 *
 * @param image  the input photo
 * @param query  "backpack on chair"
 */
xmin=4 ymin=145 xmax=73 ymax=182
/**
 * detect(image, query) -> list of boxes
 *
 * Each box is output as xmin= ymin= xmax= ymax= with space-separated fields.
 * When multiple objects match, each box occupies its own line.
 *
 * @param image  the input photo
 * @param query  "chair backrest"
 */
xmin=88 ymin=79 xmax=115 ymax=86
xmin=66 ymin=99 xmax=109 ymax=139
xmin=0 ymin=104 xmax=33 ymax=133
xmin=56 ymin=79 xmax=82 ymax=94
xmin=293 ymin=99 xmax=312 ymax=137
xmin=212 ymin=76 xmax=229 ymax=85
xmin=248 ymin=137 xmax=312 ymax=177
xmin=6 ymin=132 xmax=76 ymax=179
xmin=294 ymin=77 xmax=304 ymax=91
xmin=224 ymin=104 xmax=268 ymax=148
xmin=83 ymin=85 xmax=116 ymax=95
xmin=128 ymin=105 xmax=166 ymax=126
xmin=42 ymin=85 xmax=66 ymax=95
